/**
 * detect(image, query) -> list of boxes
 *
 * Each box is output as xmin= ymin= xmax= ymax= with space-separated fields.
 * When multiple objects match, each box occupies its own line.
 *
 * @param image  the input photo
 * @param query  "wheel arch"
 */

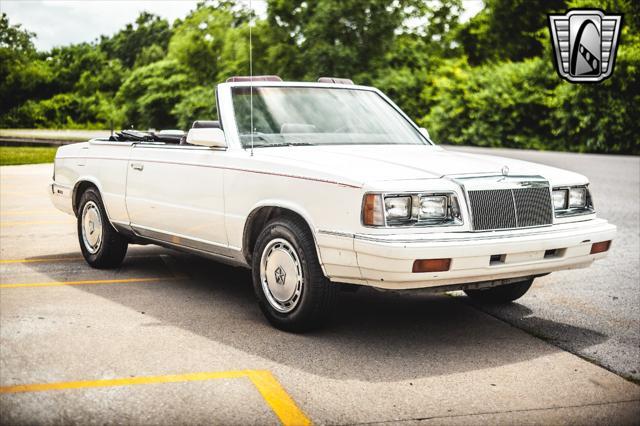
xmin=72 ymin=178 xmax=103 ymax=216
xmin=242 ymin=203 xmax=326 ymax=275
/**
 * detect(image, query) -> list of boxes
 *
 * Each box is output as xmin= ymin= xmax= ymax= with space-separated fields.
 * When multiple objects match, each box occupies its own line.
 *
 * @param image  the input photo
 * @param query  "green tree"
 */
xmin=458 ymin=0 xmax=568 ymax=64
xmin=1 ymin=0 xmax=638 ymax=154
xmin=266 ymin=0 xmax=428 ymax=80
xmin=46 ymin=44 xmax=117 ymax=93
xmin=0 ymin=14 xmax=50 ymax=116
xmin=167 ymin=2 xmax=250 ymax=83
xmin=371 ymin=0 xmax=463 ymax=120
xmin=100 ymin=12 xmax=172 ymax=68
xmin=134 ymin=44 xmax=166 ymax=67
xmin=116 ymin=60 xmax=196 ymax=128
xmin=172 ymin=85 xmax=217 ymax=129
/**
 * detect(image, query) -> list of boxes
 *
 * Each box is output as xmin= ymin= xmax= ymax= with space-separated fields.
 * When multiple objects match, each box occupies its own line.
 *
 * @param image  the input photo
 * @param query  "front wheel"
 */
xmin=464 ymin=278 xmax=534 ymax=304
xmin=77 ymin=187 xmax=128 ymax=269
xmin=252 ymin=216 xmax=337 ymax=332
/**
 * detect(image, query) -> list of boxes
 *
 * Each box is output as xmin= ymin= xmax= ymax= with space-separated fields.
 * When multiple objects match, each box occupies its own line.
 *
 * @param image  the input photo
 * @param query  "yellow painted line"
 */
xmin=0 ymin=370 xmax=311 ymax=426
xmin=248 ymin=370 xmax=312 ymax=426
xmin=0 ymin=253 xmax=161 ymax=264
xmin=0 ymin=219 xmax=74 ymax=227
xmin=0 ymin=277 xmax=168 ymax=289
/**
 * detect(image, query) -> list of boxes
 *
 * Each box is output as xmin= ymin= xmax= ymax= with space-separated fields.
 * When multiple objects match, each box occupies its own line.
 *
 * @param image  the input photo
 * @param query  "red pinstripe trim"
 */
xmin=58 ymin=156 xmax=362 ymax=189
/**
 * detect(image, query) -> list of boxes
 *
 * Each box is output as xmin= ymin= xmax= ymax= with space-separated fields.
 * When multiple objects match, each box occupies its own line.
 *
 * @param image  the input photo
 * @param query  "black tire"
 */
xmin=77 ymin=187 xmax=128 ymax=269
xmin=464 ymin=278 xmax=534 ymax=304
xmin=252 ymin=216 xmax=337 ymax=332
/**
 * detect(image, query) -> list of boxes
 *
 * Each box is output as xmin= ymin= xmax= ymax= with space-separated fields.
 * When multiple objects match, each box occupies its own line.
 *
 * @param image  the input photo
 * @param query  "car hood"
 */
xmin=255 ymin=144 xmax=586 ymax=186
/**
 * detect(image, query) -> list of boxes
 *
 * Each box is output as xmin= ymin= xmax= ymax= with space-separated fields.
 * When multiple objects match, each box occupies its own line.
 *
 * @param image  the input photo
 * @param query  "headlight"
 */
xmin=384 ymin=196 xmax=411 ymax=220
xmin=552 ymin=189 xmax=568 ymax=210
xmin=568 ymin=187 xmax=587 ymax=208
xmin=363 ymin=192 xmax=462 ymax=227
xmin=420 ymin=196 xmax=447 ymax=219
xmin=552 ymin=185 xmax=594 ymax=217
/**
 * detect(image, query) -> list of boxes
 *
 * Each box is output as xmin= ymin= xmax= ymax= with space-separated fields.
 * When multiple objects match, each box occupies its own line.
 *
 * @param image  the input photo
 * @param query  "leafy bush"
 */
xmin=419 ymin=36 xmax=639 ymax=154
xmin=3 ymin=93 xmax=106 ymax=129
xmin=420 ymin=57 xmax=559 ymax=150
xmin=548 ymin=35 xmax=640 ymax=154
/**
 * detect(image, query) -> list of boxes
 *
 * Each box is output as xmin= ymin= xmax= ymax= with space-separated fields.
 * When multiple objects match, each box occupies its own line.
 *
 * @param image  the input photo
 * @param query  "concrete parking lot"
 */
xmin=1 ymin=148 xmax=639 ymax=424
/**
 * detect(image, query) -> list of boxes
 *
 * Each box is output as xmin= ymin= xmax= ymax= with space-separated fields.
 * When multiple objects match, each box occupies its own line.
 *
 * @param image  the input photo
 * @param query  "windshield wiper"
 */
xmin=241 ymin=132 xmax=315 ymax=148
xmin=252 ymin=141 xmax=314 ymax=148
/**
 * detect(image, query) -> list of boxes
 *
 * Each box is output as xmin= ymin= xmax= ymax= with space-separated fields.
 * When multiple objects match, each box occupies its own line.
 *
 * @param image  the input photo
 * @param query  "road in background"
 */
xmin=448 ymin=146 xmax=640 ymax=382
xmin=0 ymin=129 xmax=110 ymax=146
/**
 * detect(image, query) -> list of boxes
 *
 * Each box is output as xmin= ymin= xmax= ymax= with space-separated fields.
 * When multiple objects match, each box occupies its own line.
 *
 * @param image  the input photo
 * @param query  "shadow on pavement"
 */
xmin=464 ymin=299 xmax=608 ymax=349
xmin=23 ymin=247 xmax=608 ymax=382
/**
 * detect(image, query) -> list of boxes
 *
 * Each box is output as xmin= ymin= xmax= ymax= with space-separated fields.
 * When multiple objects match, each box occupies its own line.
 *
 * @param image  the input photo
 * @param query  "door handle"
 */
xmin=131 ymin=163 xmax=144 ymax=171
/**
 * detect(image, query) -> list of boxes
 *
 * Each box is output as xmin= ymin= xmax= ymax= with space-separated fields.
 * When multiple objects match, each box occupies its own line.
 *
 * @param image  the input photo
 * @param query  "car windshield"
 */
xmin=231 ymin=86 xmax=428 ymax=147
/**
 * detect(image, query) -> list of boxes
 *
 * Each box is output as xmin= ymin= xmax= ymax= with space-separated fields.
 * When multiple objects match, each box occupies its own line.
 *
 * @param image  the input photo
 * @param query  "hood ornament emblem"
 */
xmin=501 ymin=166 xmax=509 ymax=176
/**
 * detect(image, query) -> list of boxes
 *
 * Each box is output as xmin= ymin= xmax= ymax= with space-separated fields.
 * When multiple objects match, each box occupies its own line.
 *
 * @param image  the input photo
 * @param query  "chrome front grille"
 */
xmin=468 ymin=187 xmax=553 ymax=231
xmin=512 ymin=187 xmax=554 ymax=227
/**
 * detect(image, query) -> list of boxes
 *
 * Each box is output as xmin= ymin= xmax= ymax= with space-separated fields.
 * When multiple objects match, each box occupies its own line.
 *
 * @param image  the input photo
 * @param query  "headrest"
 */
xmin=318 ymin=77 xmax=354 ymax=84
xmin=192 ymin=120 xmax=220 ymax=129
xmin=226 ymin=75 xmax=283 ymax=82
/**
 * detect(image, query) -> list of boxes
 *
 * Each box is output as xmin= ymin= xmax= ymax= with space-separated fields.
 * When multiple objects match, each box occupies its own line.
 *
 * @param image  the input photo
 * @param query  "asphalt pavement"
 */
xmin=1 ymin=147 xmax=639 ymax=424
xmin=448 ymin=146 xmax=640 ymax=382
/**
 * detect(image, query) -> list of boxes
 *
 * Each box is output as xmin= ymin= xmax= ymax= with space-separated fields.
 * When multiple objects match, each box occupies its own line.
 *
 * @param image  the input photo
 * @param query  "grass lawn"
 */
xmin=0 ymin=146 xmax=58 ymax=166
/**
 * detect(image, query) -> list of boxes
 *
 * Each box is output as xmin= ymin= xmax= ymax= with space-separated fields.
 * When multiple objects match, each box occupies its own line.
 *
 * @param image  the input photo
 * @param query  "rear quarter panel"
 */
xmin=54 ymin=141 xmax=131 ymax=223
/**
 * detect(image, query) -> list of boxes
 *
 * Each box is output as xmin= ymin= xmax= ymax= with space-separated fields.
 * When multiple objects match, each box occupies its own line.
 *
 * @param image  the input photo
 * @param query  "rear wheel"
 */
xmin=252 ymin=216 xmax=337 ymax=332
xmin=77 ymin=187 xmax=128 ymax=269
xmin=464 ymin=278 xmax=534 ymax=304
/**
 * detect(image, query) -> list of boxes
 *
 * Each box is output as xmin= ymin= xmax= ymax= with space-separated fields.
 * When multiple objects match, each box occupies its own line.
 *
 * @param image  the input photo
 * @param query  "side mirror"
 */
xmin=419 ymin=127 xmax=431 ymax=141
xmin=186 ymin=128 xmax=227 ymax=148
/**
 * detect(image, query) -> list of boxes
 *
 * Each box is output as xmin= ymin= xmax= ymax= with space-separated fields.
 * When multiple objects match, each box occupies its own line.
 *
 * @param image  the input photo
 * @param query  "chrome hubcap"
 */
xmin=260 ymin=238 xmax=303 ymax=313
xmin=81 ymin=201 xmax=102 ymax=254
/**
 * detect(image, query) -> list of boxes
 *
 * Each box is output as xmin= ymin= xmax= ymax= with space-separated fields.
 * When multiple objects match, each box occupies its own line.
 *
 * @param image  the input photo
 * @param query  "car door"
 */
xmin=125 ymin=142 xmax=229 ymax=253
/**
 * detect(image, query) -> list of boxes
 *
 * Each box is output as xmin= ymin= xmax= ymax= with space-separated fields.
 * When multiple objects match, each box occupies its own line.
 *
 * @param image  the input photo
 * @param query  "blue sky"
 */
xmin=1 ymin=0 xmax=483 ymax=51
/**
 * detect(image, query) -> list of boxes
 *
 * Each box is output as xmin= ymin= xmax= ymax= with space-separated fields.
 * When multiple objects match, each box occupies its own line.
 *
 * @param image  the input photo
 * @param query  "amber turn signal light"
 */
xmin=590 ymin=240 xmax=611 ymax=254
xmin=363 ymin=194 xmax=384 ymax=226
xmin=412 ymin=258 xmax=451 ymax=273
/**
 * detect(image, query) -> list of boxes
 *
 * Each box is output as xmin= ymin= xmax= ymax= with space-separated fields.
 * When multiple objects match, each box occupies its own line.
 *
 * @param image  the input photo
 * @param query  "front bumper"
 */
xmin=316 ymin=218 xmax=616 ymax=289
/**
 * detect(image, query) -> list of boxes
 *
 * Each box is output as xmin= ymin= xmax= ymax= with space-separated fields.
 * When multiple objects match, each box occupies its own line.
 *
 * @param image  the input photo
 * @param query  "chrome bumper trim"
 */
xmin=318 ymin=219 xmax=610 ymax=244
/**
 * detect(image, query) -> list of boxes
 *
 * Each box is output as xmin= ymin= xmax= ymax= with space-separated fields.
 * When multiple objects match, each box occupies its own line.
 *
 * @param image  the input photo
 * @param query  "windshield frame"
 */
xmin=216 ymin=82 xmax=434 ymax=151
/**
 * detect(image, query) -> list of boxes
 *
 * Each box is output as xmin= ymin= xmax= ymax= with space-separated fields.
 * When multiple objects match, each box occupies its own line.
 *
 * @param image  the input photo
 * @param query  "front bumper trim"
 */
xmin=316 ymin=219 xmax=616 ymax=290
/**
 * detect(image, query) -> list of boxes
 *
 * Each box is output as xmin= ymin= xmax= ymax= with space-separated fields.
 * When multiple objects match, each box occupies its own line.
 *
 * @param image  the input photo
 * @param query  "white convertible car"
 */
xmin=50 ymin=76 xmax=616 ymax=331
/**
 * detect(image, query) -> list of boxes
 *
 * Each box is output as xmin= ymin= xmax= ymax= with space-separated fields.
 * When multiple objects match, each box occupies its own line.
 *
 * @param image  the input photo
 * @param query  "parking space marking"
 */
xmin=0 ymin=253 xmax=163 ymax=264
xmin=0 ymin=370 xmax=311 ymax=426
xmin=0 ymin=277 xmax=171 ymax=289
xmin=247 ymin=370 xmax=312 ymax=426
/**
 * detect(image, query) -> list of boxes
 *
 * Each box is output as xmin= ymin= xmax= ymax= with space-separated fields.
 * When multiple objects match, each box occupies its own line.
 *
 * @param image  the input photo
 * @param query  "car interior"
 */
xmin=107 ymin=120 xmax=220 ymax=145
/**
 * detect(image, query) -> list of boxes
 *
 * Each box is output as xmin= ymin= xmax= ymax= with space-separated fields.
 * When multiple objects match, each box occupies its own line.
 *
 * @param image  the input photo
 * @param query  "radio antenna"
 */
xmin=249 ymin=0 xmax=254 ymax=156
